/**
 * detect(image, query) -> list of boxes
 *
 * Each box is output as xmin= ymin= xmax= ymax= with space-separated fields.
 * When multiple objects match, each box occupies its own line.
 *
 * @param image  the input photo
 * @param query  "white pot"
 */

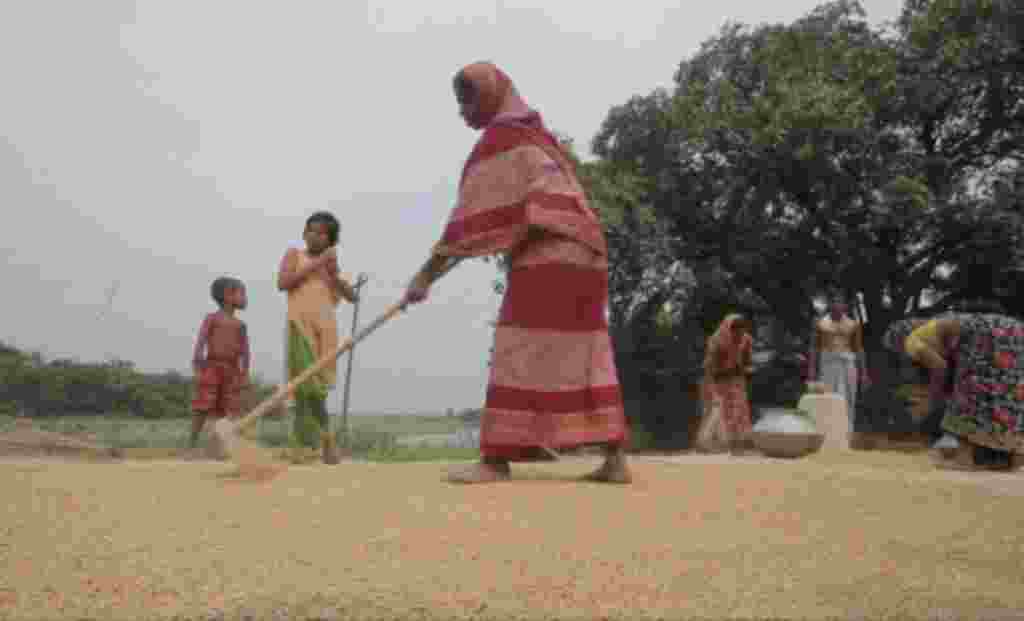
xmin=753 ymin=409 xmax=817 ymax=434
xmin=751 ymin=409 xmax=824 ymax=458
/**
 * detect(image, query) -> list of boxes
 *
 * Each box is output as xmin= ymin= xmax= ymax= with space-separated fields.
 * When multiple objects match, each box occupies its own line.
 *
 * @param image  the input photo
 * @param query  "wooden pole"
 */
xmin=340 ymin=273 xmax=368 ymax=447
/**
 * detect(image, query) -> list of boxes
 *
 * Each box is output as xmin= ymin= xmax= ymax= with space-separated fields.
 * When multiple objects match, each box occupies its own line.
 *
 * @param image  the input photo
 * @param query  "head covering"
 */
xmin=455 ymin=62 xmax=532 ymax=129
xmin=438 ymin=61 xmax=606 ymax=259
xmin=452 ymin=61 xmax=583 ymax=200
xmin=707 ymin=314 xmax=753 ymax=372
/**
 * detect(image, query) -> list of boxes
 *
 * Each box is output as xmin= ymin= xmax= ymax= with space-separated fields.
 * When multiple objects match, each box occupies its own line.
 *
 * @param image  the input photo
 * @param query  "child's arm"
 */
xmin=333 ymin=274 xmax=359 ymax=303
xmin=239 ymin=322 xmax=251 ymax=384
xmin=318 ymin=249 xmax=358 ymax=303
xmin=192 ymin=314 xmax=213 ymax=375
xmin=277 ymin=247 xmax=331 ymax=292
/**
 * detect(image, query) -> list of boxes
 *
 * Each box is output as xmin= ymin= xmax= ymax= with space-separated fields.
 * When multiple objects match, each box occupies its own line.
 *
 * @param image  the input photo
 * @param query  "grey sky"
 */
xmin=1 ymin=1 xmax=901 ymax=414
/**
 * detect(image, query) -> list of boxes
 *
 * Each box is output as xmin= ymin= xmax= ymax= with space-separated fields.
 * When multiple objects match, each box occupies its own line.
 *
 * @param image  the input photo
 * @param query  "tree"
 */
xmin=584 ymin=0 xmax=1023 ymax=435
xmin=0 ymin=341 xmax=277 ymax=420
xmin=593 ymin=0 xmax=1023 ymax=355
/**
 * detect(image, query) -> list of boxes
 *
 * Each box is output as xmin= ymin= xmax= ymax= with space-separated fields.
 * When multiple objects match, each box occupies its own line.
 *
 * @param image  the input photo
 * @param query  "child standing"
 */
xmin=277 ymin=211 xmax=358 ymax=460
xmin=190 ymin=277 xmax=250 ymax=449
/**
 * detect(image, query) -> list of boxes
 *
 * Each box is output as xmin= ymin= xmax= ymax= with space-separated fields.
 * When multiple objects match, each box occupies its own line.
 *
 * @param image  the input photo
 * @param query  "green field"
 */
xmin=0 ymin=414 xmax=476 ymax=462
xmin=345 ymin=413 xmax=466 ymax=435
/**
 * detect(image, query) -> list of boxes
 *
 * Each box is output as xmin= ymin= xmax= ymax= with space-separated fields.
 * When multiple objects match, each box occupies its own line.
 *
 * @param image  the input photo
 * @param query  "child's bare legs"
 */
xmin=189 ymin=412 xmax=208 ymax=448
xmin=292 ymin=397 xmax=322 ymax=448
xmin=313 ymin=398 xmax=329 ymax=433
xmin=313 ymin=398 xmax=341 ymax=464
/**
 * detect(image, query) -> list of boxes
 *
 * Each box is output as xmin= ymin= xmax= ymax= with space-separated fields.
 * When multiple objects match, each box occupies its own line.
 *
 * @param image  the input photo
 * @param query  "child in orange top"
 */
xmin=277 ymin=212 xmax=358 ymax=452
xmin=189 ymin=277 xmax=250 ymax=449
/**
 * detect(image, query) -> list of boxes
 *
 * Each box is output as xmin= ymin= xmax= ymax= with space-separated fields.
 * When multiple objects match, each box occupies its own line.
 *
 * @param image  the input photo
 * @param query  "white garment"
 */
xmin=819 ymin=351 xmax=859 ymax=432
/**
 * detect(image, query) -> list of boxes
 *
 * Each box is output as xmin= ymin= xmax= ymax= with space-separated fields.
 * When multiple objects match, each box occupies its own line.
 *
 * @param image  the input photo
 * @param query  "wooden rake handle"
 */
xmin=235 ymin=257 xmax=461 ymax=433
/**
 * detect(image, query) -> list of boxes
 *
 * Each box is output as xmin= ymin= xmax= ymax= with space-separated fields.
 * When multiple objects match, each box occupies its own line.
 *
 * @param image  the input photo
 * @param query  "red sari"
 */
xmin=701 ymin=314 xmax=753 ymax=437
xmin=437 ymin=63 xmax=629 ymax=460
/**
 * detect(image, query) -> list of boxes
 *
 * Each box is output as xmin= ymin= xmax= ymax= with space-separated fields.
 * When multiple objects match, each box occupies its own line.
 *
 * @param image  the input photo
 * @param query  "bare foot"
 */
xmin=932 ymin=442 xmax=981 ymax=471
xmin=446 ymin=461 xmax=510 ymax=484
xmin=582 ymin=454 xmax=632 ymax=484
xmin=321 ymin=432 xmax=341 ymax=465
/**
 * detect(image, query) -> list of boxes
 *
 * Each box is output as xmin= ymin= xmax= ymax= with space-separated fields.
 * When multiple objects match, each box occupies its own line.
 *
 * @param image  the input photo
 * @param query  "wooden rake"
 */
xmin=213 ymin=258 xmax=462 ymax=478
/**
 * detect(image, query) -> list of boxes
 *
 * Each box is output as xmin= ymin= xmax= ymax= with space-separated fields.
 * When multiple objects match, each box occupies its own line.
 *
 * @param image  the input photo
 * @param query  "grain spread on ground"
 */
xmin=2 ymin=449 xmax=1023 ymax=620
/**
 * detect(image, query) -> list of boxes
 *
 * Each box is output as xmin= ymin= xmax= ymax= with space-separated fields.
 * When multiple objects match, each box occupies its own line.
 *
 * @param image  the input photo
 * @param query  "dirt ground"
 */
xmin=0 ymin=424 xmax=121 ymax=459
xmin=2 ymin=428 xmax=1024 ymax=621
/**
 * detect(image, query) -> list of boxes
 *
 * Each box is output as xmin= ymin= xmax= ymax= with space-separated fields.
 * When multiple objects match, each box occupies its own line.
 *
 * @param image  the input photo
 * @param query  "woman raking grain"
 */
xmin=403 ymin=61 xmax=631 ymax=484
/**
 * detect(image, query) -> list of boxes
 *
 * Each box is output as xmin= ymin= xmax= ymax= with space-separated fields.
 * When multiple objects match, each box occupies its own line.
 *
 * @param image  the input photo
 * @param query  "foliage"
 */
xmin=626 ymin=423 xmax=658 ymax=452
xmin=0 ymin=413 xmax=481 ymax=462
xmin=515 ymin=0 xmax=1021 ymax=440
xmin=750 ymin=359 xmax=805 ymax=411
xmin=0 ymin=341 xmax=274 ymax=419
xmin=581 ymin=0 xmax=1024 ymax=439
xmin=596 ymin=0 xmax=1022 ymax=332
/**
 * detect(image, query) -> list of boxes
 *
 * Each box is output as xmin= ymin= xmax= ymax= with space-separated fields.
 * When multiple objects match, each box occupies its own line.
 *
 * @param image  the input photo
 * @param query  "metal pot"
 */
xmin=751 ymin=409 xmax=824 ymax=458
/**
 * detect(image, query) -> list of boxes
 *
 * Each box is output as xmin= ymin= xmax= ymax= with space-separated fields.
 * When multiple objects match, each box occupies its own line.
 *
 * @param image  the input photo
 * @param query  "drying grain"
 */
xmin=1 ymin=453 xmax=1022 ymax=620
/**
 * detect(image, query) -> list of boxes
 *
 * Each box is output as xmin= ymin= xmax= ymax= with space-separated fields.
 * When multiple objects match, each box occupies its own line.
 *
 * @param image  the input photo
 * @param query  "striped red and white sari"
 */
xmin=436 ymin=65 xmax=629 ymax=461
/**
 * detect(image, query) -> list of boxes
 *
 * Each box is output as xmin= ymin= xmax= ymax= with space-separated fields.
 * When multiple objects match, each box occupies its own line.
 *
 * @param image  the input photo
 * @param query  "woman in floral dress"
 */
xmin=884 ymin=313 xmax=1024 ymax=470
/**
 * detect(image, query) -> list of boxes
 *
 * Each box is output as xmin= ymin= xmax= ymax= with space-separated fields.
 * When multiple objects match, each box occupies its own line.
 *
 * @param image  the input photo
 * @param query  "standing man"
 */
xmin=807 ymin=296 xmax=871 ymax=432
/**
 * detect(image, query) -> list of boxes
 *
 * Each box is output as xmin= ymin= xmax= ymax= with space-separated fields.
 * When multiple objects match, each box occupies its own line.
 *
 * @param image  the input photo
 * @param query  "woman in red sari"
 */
xmin=403 ymin=61 xmax=631 ymax=484
xmin=697 ymin=314 xmax=755 ymax=455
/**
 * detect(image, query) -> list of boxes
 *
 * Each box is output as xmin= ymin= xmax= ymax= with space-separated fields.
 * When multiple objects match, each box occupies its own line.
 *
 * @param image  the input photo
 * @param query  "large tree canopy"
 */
xmin=590 ymin=0 xmax=1023 ymax=353
xmin=577 ymin=0 xmax=1023 ymax=439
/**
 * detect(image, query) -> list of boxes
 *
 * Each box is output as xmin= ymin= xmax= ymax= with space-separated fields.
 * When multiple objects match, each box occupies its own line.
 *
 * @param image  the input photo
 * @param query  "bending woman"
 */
xmin=403 ymin=62 xmax=631 ymax=484
xmin=884 ymin=313 xmax=1024 ymax=470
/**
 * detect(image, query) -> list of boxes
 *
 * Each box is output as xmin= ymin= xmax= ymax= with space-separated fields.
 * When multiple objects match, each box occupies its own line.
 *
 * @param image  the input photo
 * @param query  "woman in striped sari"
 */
xmin=403 ymin=61 xmax=631 ymax=484
xmin=696 ymin=314 xmax=754 ymax=455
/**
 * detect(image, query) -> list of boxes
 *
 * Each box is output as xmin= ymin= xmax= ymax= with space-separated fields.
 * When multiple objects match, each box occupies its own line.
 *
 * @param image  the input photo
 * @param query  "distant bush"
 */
xmin=749 ymin=360 xmax=804 ymax=409
xmin=627 ymin=424 xmax=658 ymax=452
xmin=0 ymin=341 xmax=275 ymax=419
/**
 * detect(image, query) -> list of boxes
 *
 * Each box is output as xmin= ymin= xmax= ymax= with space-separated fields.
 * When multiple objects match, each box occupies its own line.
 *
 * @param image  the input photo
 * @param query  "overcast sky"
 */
xmin=1 ymin=0 xmax=901 ymax=415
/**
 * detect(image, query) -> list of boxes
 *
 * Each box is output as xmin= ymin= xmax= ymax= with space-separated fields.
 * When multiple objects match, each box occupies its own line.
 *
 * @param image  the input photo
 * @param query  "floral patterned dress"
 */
xmin=941 ymin=313 xmax=1024 ymax=454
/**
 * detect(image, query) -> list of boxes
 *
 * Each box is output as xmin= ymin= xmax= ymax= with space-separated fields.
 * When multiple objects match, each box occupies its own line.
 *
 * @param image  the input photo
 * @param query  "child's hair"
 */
xmin=210 ymin=276 xmax=245 ymax=307
xmin=306 ymin=211 xmax=340 ymax=245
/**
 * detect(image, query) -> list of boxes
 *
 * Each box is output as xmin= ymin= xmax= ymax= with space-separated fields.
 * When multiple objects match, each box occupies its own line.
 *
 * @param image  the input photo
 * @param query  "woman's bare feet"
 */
xmin=446 ymin=459 xmax=511 ymax=484
xmin=582 ymin=446 xmax=632 ymax=484
xmin=932 ymin=440 xmax=981 ymax=471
